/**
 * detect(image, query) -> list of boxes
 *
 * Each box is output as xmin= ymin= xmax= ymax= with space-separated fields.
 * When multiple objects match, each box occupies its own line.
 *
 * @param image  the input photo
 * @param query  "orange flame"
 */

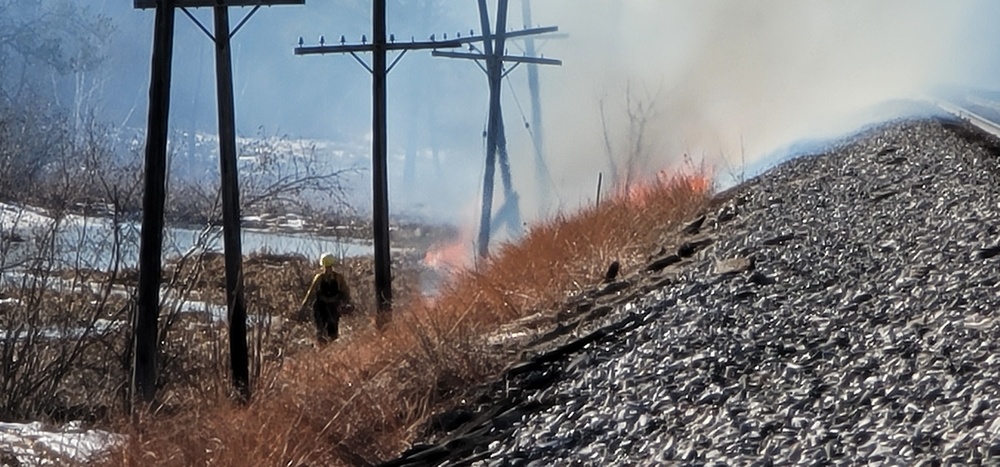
xmin=423 ymin=228 xmax=475 ymax=273
xmin=423 ymin=168 xmax=711 ymax=271
xmin=423 ymin=241 xmax=472 ymax=271
xmin=619 ymin=168 xmax=712 ymax=207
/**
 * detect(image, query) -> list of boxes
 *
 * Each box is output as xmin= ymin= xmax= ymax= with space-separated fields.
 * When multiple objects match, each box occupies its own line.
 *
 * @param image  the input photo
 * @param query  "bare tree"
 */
xmin=166 ymin=129 xmax=361 ymax=228
xmin=598 ymin=82 xmax=663 ymax=195
xmin=0 ymin=100 xmax=72 ymax=201
xmin=0 ymin=1 xmax=114 ymax=103
xmin=0 ymin=0 xmax=115 ymax=203
xmin=0 ymin=120 xmax=139 ymax=421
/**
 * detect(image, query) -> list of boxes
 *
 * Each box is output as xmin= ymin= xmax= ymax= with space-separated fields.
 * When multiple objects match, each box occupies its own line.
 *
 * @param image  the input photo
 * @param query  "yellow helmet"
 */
xmin=320 ymin=253 xmax=336 ymax=268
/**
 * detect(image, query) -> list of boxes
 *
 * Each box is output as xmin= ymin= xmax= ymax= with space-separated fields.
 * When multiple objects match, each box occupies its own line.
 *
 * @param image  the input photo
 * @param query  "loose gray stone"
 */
xmin=410 ymin=118 xmax=1000 ymax=467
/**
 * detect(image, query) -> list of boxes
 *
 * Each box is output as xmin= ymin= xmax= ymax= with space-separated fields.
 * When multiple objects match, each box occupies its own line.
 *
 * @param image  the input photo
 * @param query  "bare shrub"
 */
xmin=599 ymin=82 xmax=664 ymax=194
xmin=166 ymin=129 xmax=361 ymax=228
xmin=0 ymin=120 xmax=138 ymax=421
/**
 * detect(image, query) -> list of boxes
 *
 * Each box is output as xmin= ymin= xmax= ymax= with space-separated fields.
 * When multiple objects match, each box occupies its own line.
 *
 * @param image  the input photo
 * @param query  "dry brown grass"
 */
xmin=105 ymin=170 xmax=711 ymax=466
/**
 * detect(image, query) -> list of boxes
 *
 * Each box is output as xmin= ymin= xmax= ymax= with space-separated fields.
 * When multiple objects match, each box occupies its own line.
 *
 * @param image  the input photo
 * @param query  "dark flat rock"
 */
xmin=646 ymin=254 xmax=682 ymax=272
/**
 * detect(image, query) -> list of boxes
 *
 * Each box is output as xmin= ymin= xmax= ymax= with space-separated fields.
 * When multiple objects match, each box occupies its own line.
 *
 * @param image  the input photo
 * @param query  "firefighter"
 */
xmin=299 ymin=253 xmax=353 ymax=344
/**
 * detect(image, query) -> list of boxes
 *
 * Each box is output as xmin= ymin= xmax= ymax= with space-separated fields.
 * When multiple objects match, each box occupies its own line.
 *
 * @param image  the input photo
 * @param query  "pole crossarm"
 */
xmin=295 ymin=39 xmax=461 ymax=56
xmin=452 ymin=25 xmax=558 ymax=45
xmin=291 ymin=27 xmax=555 ymax=56
xmin=135 ymin=0 xmax=302 ymax=8
xmin=432 ymin=50 xmax=561 ymax=66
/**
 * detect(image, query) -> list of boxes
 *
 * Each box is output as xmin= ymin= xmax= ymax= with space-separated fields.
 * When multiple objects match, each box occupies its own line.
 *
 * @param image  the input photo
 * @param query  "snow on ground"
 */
xmin=0 ymin=203 xmax=54 ymax=232
xmin=0 ymin=202 xmax=120 ymax=244
xmin=0 ymin=319 xmax=122 ymax=342
xmin=0 ymin=421 xmax=124 ymax=466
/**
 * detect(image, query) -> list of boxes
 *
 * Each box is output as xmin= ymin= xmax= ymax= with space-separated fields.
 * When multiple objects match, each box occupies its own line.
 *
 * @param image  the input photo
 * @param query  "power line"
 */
xmin=505 ymin=74 xmax=562 ymax=207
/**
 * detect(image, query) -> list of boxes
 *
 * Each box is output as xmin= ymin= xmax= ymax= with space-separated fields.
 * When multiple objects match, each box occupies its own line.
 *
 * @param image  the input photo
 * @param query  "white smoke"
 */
xmin=518 ymin=0 xmax=971 ymax=209
xmin=96 ymin=1 xmax=987 ymax=225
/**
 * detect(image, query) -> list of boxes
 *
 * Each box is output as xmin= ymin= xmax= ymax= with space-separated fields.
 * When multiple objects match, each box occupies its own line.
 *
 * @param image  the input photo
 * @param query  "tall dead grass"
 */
xmin=107 ymin=170 xmax=711 ymax=466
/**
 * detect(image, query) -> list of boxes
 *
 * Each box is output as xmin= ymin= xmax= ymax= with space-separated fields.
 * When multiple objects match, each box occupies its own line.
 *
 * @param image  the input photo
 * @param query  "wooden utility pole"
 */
xmin=521 ymin=0 xmax=552 ymax=210
xmin=372 ymin=0 xmax=390 ymax=314
xmin=132 ymin=0 xmax=303 ymax=406
xmin=133 ymin=0 xmax=175 ymax=407
xmin=295 ymin=2 xmax=460 ymax=315
xmin=432 ymin=2 xmax=560 ymax=258
xmin=480 ymin=0 xmax=508 ymax=260
xmin=212 ymin=3 xmax=250 ymax=403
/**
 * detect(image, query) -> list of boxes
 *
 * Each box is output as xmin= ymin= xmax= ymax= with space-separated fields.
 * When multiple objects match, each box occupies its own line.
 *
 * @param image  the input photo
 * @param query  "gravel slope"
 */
xmin=457 ymin=117 xmax=1000 ymax=466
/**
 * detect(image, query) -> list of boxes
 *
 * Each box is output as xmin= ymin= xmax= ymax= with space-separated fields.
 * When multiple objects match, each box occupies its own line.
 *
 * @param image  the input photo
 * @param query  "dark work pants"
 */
xmin=313 ymin=301 xmax=341 ymax=343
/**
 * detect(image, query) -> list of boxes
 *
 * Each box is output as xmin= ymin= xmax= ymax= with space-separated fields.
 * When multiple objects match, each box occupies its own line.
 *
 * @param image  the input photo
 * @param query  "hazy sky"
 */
xmin=81 ymin=1 xmax=998 ymax=223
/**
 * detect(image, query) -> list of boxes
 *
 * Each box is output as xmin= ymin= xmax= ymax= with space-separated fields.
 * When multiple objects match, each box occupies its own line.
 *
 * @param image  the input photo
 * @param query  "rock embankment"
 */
xmin=388 ymin=117 xmax=1000 ymax=466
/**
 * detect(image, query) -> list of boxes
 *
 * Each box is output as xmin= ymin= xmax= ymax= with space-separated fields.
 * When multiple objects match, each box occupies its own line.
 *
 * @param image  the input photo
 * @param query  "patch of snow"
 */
xmin=0 ymin=203 xmax=54 ymax=231
xmin=279 ymin=218 xmax=306 ymax=229
xmin=0 ymin=421 xmax=124 ymax=466
xmin=173 ymin=298 xmax=228 ymax=323
xmin=0 ymin=319 xmax=123 ymax=342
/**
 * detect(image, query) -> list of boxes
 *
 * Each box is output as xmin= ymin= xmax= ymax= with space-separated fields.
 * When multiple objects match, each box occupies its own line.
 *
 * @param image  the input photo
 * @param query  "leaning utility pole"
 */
xmin=132 ymin=0 xmax=303 ymax=407
xmin=432 ymin=0 xmax=560 ymax=258
xmin=295 ymin=1 xmax=460 ymax=316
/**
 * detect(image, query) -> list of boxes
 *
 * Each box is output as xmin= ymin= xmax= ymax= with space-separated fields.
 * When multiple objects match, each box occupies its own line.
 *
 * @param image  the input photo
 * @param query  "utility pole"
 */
xmin=212 ymin=3 xmax=250 ymax=403
xmin=521 ymin=0 xmax=552 ymax=211
xmin=432 ymin=1 xmax=560 ymax=258
xmin=133 ymin=0 xmax=175 ymax=408
xmin=371 ymin=0 xmax=390 ymax=316
xmin=295 ymin=1 xmax=460 ymax=316
xmin=481 ymin=0 xmax=508 ymax=260
xmin=132 ymin=0 xmax=303 ymax=406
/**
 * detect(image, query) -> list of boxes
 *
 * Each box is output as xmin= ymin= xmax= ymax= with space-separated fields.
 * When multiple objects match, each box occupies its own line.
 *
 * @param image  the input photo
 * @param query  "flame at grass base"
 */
xmin=423 ymin=231 xmax=475 ymax=273
xmin=423 ymin=168 xmax=712 ymax=279
xmin=622 ymin=168 xmax=713 ymax=208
